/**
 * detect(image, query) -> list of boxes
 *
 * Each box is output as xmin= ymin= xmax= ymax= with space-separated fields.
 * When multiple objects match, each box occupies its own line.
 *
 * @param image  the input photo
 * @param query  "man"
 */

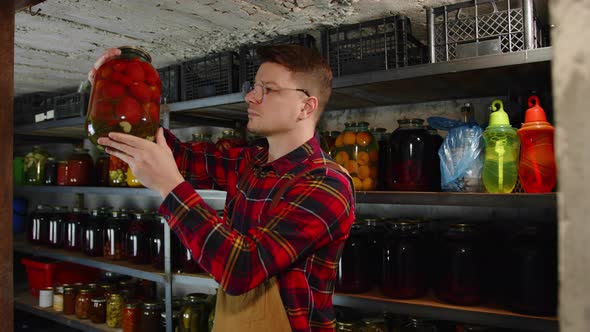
xmin=95 ymin=44 xmax=355 ymax=331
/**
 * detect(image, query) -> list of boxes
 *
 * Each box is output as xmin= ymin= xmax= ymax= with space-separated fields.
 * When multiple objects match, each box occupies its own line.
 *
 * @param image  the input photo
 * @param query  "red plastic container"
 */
xmin=21 ymin=258 xmax=100 ymax=297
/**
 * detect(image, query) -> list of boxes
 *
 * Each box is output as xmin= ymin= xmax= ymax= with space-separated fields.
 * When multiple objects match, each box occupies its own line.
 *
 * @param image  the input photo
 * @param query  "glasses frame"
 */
xmin=242 ymin=81 xmax=310 ymax=104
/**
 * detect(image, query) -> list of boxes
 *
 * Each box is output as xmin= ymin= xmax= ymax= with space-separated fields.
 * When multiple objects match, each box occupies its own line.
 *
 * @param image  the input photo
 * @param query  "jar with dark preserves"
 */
xmin=57 ymin=160 xmax=68 ymax=186
xmin=109 ymin=155 xmax=129 ymax=187
xmin=75 ymin=288 xmax=92 ymax=319
xmin=118 ymin=279 xmax=137 ymax=301
xmin=178 ymin=294 xmax=210 ymax=332
xmin=365 ymin=218 xmax=386 ymax=285
xmin=140 ymin=301 xmax=163 ymax=332
xmin=95 ymin=153 xmax=110 ymax=186
xmin=64 ymin=207 xmax=88 ymax=251
xmin=86 ymin=46 xmax=160 ymax=148
xmin=334 ymin=122 xmax=379 ymax=191
xmin=381 ymin=220 xmax=427 ymax=299
xmin=180 ymin=245 xmax=203 ymax=274
xmin=107 ymin=293 xmax=124 ymax=328
xmin=89 ymin=297 xmax=106 ymax=324
xmin=48 ymin=206 xmax=68 ymax=248
xmin=27 ymin=204 xmax=52 ymax=245
xmin=126 ymin=212 xmax=152 ymax=264
xmin=24 ymin=145 xmax=49 ymax=185
xmin=83 ymin=209 xmax=106 ymax=257
xmin=67 ymin=147 xmax=94 ymax=186
xmin=63 ymin=286 xmax=76 ymax=315
xmin=150 ymin=215 xmax=182 ymax=270
xmin=435 ymin=223 xmax=485 ymax=306
xmin=336 ymin=221 xmax=371 ymax=293
xmin=104 ymin=210 xmax=130 ymax=260
xmin=43 ymin=157 xmax=57 ymax=185
xmin=122 ymin=301 xmax=140 ymax=332
xmin=161 ymin=310 xmax=180 ymax=332
xmin=215 ymin=129 xmax=246 ymax=152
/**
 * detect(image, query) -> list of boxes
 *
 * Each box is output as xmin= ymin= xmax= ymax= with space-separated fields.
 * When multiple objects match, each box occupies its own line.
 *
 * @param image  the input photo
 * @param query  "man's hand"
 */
xmin=88 ymin=48 xmax=121 ymax=84
xmin=97 ymin=128 xmax=185 ymax=198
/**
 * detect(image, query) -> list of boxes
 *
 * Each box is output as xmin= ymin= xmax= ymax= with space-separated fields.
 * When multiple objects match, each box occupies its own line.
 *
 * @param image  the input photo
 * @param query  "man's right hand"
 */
xmin=87 ymin=48 xmax=122 ymax=84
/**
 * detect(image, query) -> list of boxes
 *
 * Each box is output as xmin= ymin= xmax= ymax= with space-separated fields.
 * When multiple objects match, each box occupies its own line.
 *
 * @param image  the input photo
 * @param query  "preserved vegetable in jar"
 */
xmin=178 ymin=294 xmax=210 ymax=332
xmin=67 ymin=147 xmax=94 ymax=186
xmin=89 ymin=297 xmax=106 ymax=324
xmin=140 ymin=301 xmax=162 ymax=332
xmin=109 ymin=155 xmax=128 ymax=187
xmin=104 ymin=210 xmax=129 ymax=260
xmin=57 ymin=161 xmax=68 ymax=186
xmin=65 ymin=207 xmax=88 ymax=251
xmin=122 ymin=301 xmax=140 ymax=332
xmin=215 ymin=129 xmax=246 ymax=152
xmin=43 ymin=157 xmax=57 ymax=185
xmin=63 ymin=286 xmax=76 ymax=315
xmin=86 ymin=46 xmax=160 ymax=148
xmin=75 ymin=288 xmax=92 ymax=319
xmin=333 ymin=122 xmax=379 ymax=191
xmin=24 ymin=145 xmax=49 ymax=185
xmin=107 ymin=293 xmax=123 ymax=328
xmin=336 ymin=221 xmax=371 ymax=293
xmin=126 ymin=168 xmax=144 ymax=187
xmin=27 ymin=204 xmax=52 ymax=245
xmin=126 ymin=212 xmax=152 ymax=264
xmin=47 ymin=206 xmax=68 ymax=248
xmin=95 ymin=153 xmax=110 ymax=186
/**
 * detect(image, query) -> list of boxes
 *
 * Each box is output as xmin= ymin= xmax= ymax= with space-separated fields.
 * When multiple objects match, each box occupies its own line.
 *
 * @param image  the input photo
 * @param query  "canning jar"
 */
xmin=161 ymin=311 xmax=180 ymax=332
xmin=140 ymin=301 xmax=163 ymax=332
xmin=52 ymin=290 xmax=64 ymax=312
xmin=24 ymin=145 xmax=49 ymax=185
xmin=336 ymin=221 xmax=371 ymax=293
xmin=360 ymin=317 xmax=387 ymax=332
xmin=83 ymin=209 xmax=106 ymax=257
xmin=27 ymin=204 xmax=52 ymax=245
xmin=178 ymin=294 xmax=210 ymax=332
xmin=150 ymin=215 xmax=182 ymax=270
xmin=215 ymin=129 xmax=246 ymax=152
xmin=107 ymin=293 xmax=124 ymax=328
xmin=65 ymin=207 xmax=88 ymax=251
xmin=109 ymin=155 xmax=129 ymax=187
xmin=381 ymin=220 xmax=427 ymax=299
xmin=43 ymin=157 xmax=57 ymax=185
xmin=75 ymin=288 xmax=92 ymax=319
xmin=386 ymin=119 xmax=435 ymax=191
xmin=365 ymin=218 xmax=386 ymax=285
xmin=89 ymin=297 xmax=106 ymax=324
xmin=67 ymin=147 xmax=94 ymax=186
xmin=180 ymin=245 xmax=203 ymax=274
xmin=86 ymin=46 xmax=160 ymax=148
xmin=435 ymin=223 xmax=485 ymax=306
xmin=95 ymin=153 xmax=110 ymax=186
xmin=122 ymin=301 xmax=140 ymax=332
xmin=47 ymin=205 xmax=68 ymax=248
xmin=190 ymin=132 xmax=215 ymax=150
xmin=334 ymin=122 xmax=379 ymax=191
xmin=104 ymin=210 xmax=130 ymax=260
xmin=57 ymin=161 xmax=69 ymax=186
xmin=126 ymin=168 xmax=144 ymax=187
xmin=126 ymin=212 xmax=152 ymax=264
xmin=118 ymin=279 xmax=137 ymax=301
xmin=63 ymin=286 xmax=76 ymax=315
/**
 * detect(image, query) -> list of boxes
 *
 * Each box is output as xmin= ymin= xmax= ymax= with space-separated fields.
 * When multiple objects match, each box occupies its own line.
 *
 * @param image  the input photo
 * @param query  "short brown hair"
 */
xmin=257 ymin=44 xmax=333 ymax=117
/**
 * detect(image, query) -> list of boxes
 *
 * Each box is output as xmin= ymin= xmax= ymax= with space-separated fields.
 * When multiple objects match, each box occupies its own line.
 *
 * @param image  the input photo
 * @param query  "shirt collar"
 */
xmin=253 ymin=133 xmax=322 ymax=176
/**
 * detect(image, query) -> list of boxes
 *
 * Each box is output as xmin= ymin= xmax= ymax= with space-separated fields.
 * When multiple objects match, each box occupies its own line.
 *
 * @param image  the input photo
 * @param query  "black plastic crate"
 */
xmin=180 ymin=52 xmax=239 ymax=101
xmin=239 ymin=34 xmax=316 ymax=85
xmin=157 ymin=65 xmax=180 ymax=104
xmin=13 ymin=93 xmax=53 ymax=125
xmin=54 ymin=92 xmax=89 ymax=120
xmin=324 ymin=15 xmax=427 ymax=77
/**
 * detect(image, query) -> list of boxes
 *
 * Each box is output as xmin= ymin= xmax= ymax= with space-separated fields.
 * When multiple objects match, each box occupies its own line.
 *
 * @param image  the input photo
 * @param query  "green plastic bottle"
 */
xmin=482 ymin=100 xmax=520 ymax=193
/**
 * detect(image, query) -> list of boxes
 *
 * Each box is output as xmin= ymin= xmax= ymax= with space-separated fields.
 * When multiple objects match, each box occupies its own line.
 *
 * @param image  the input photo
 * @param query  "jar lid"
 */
xmin=398 ymin=118 xmax=425 ymax=125
xmin=124 ymin=301 xmax=139 ymax=309
xmin=118 ymin=46 xmax=152 ymax=63
xmin=58 ymin=160 xmax=68 ymax=165
xmin=186 ymin=293 xmax=209 ymax=303
xmin=329 ymin=131 xmax=341 ymax=136
xmin=110 ymin=293 xmax=123 ymax=300
xmin=143 ymin=301 xmax=162 ymax=309
xmin=91 ymin=297 xmax=106 ymax=303
xmin=100 ymin=284 xmax=114 ymax=289
xmin=63 ymin=287 xmax=75 ymax=293
xmin=47 ymin=157 xmax=56 ymax=161
xmin=78 ymin=288 xmax=90 ymax=294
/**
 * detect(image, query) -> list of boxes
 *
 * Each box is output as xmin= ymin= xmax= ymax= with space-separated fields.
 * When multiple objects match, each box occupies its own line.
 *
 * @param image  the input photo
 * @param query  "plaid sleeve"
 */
xmin=158 ymin=169 xmax=355 ymax=296
xmin=163 ymin=128 xmax=246 ymax=192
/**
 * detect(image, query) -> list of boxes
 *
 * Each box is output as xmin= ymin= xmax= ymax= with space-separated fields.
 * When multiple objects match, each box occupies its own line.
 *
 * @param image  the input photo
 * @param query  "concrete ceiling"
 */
xmin=14 ymin=0 xmax=548 ymax=96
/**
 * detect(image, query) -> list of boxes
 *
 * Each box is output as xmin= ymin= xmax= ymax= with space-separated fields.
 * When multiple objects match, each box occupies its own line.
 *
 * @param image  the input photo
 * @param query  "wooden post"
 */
xmin=0 ymin=1 xmax=14 ymax=330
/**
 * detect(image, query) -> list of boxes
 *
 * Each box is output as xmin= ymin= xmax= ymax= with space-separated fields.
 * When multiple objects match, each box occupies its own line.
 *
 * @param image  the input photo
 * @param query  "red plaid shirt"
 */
xmin=158 ymin=129 xmax=355 ymax=332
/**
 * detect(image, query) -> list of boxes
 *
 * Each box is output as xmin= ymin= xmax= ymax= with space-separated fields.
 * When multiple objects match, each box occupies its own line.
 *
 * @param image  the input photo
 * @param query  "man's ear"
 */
xmin=298 ymin=96 xmax=319 ymax=120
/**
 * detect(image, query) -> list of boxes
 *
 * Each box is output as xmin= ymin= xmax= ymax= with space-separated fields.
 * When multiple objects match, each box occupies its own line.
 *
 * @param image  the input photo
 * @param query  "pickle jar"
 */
xmin=215 ymin=129 xmax=246 ymax=152
xmin=47 ymin=205 xmax=68 ymax=248
xmin=107 ymin=293 xmax=124 ymax=328
xmin=86 ymin=46 xmax=161 ymax=148
xmin=178 ymin=294 xmax=210 ymax=332
xmin=190 ymin=132 xmax=215 ymax=150
xmin=104 ymin=210 xmax=130 ymax=260
xmin=75 ymin=288 xmax=92 ymax=319
xmin=89 ymin=297 xmax=106 ymax=324
xmin=43 ymin=157 xmax=58 ymax=185
xmin=140 ymin=301 xmax=163 ymax=332
xmin=27 ymin=204 xmax=52 ymax=245
xmin=67 ymin=147 xmax=94 ymax=186
xmin=24 ymin=145 xmax=50 ymax=185
xmin=333 ymin=122 xmax=379 ymax=191
xmin=95 ymin=153 xmax=110 ymax=186
xmin=57 ymin=160 xmax=69 ymax=186
xmin=109 ymin=155 xmax=129 ymax=187
xmin=65 ymin=207 xmax=88 ymax=251
xmin=122 ymin=301 xmax=140 ymax=332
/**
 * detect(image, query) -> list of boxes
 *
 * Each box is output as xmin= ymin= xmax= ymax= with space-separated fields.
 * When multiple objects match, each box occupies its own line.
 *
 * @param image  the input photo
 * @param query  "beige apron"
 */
xmin=212 ymin=162 xmax=350 ymax=332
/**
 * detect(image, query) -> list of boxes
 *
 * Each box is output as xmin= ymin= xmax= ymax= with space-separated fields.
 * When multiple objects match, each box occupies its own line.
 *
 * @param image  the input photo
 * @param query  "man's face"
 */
xmin=244 ymin=62 xmax=308 ymax=137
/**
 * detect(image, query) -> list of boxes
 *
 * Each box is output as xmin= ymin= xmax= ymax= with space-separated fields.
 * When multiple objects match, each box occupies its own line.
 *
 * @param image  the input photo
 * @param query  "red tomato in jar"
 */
xmin=103 ymin=82 xmax=125 ymax=99
xmin=149 ymin=85 xmax=162 ymax=103
xmin=130 ymin=81 xmax=152 ymax=103
xmin=142 ymin=62 xmax=159 ymax=85
xmin=112 ymin=60 xmax=127 ymax=72
xmin=116 ymin=96 xmax=142 ymax=124
xmin=92 ymin=101 xmax=118 ymax=126
xmin=142 ymin=102 xmax=159 ymax=123
xmin=99 ymin=65 xmax=113 ymax=80
xmin=119 ymin=75 xmax=133 ymax=87
xmin=111 ymin=71 xmax=123 ymax=83
xmin=126 ymin=62 xmax=145 ymax=82
xmin=94 ymin=79 xmax=106 ymax=95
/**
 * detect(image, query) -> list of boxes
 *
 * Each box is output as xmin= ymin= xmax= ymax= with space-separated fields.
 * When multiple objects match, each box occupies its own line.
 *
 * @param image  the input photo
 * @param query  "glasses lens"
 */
xmin=242 ymin=81 xmax=253 ymax=97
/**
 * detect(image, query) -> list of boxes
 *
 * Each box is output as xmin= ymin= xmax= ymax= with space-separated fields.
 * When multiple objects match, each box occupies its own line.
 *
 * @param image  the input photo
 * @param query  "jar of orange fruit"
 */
xmin=333 ymin=122 xmax=379 ymax=191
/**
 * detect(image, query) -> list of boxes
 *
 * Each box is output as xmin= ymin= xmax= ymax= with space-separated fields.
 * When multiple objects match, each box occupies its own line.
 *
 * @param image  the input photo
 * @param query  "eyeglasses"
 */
xmin=242 ymin=81 xmax=310 ymax=104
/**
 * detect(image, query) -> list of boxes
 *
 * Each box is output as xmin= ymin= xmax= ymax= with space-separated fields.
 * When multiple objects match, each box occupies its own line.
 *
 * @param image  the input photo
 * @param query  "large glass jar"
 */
xmin=27 ymin=204 xmax=52 ymax=245
xmin=75 ymin=288 xmax=92 ymax=319
xmin=334 ymin=122 xmax=379 ymax=191
xmin=140 ymin=301 xmax=163 ymax=332
xmin=84 ymin=209 xmax=104 ymax=257
xmin=178 ymin=294 xmax=210 ymax=332
xmin=428 ymin=127 xmax=443 ymax=192
xmin=336 ymin=221 xmax=371 ymax=293
xmin=122 ymin=302 xmax=140 ymax=332
xmin=104 ymin=210 xmax=130 ymax=260
xmin=63 ymin=286 xmax=76 ymax=315
xmin=150 ymin=215 xmax=182 ymax=270
xmin=215 ymin=129 xmax=246 ymax=152
xmin=180 ymin=245 xmax=203 ymax=274
xmin=381 ymin=220 xmax=428 ymax=299
xmin=95 ymin=153 xmax=110 ymax=186
xmin=67 ymin=147 xmax=94 ymax=186
xmin=107 ymin=293 xmax=124 ymax=328
xmin=161 ymin=311 xmax=180 ymax=332
xmin=47 ymin=206 xmax=68 ymax=248
xmin=109 ymin=155 xmax=129 ymax=187
xmin=435 ymin=223 xmax=485 ymax=306
xmin=86 ymin=46 xmax=161 ymax=148
xmin=57 ymin=161 xmax=69 ymax=186
xmin=89 ymin=297 xmax=106 ymax=324
xmin=24 ymin=145 xmax=49 ymax=185
xmin=65 ymin=207 xmax=88 ymax=251
xmin=190 ymin=132 xmax=215 ymax=150
xmin=365 ymin=218 xmax=386 ymax=285
xmin=43 ymin=157 xmax=57 ymax=185
xmin=126 ymin=212 xmax=152 ymax=264
xmin=386 ymin=119 xmax=435 ymax=191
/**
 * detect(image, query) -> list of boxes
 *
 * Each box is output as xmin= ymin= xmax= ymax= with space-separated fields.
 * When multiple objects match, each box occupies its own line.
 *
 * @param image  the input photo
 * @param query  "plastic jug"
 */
xmin=516 ymin=96 xmax=556 ymax=193
xmin=482 ymin=100 xmax=520 ymax=193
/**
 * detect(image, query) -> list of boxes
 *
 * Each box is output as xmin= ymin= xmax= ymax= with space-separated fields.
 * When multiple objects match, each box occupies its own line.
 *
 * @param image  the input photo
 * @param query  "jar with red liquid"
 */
xmin=48 ymin=206 xmax=69 ymax=248
xmin=65 ymin=207 xmax=88 ymax=251
xmin=150 ymin=215 xmax=181 ymax=271
xmin=122 ymin=301 xmax=140 ymax=332
xmin=190 ymin=132 xmax=215 ymax=150
xmin=180 ymin=245 xmax=203 ymax=274
xmin=215 ymin=129 xmax=246 ymax=152
xmin=67 ymin=147 xmax=94 ymax=186
xmin=84 ymin=209 xmax=108 ymax=257
xmin=435 ymin=223 xmax=485 ymax=306
xmin=516 ymin=96 xmax=556 ymax=193
xmin=365 ymin=218 xmax=386 ymax=285
xmin=386 ymin=119 xmax=435 ymax=191
xmin=27 ymin=204 xmax=52 ymax=245
xmin=104 ymin=210 xmax=130 ymax=260
xmin=95 ymin=153 xmax=110 ymax=186
xmin=126 ymin=212 xmax=152 ymax=265
xmin=381 ymin=220 xmax=428 ymax=299
xmin=336 ymin=221 xmax=371 ymax=293
xmin=86 ymin=46 xmax=160 ymax=148
xmin=57 ymin=161 xmax=68 ymax=186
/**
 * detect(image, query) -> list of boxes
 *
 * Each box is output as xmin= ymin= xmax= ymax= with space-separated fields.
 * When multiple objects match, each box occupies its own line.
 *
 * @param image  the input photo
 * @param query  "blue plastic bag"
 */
xmin=438 ymin=124 xmax=485 ymax=192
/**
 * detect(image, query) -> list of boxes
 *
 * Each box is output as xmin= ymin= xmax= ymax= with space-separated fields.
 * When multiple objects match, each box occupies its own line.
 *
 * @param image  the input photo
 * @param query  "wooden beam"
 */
xmin=15 ymin=0 xmax=45 ymax=13
xmin=0 ymin=1 xmax=14 ymax=331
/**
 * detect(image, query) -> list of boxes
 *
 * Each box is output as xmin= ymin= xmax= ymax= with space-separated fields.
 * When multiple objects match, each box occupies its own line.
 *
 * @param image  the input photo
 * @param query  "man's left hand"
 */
xmin=97 ymin=128 xmax=185 ymax=198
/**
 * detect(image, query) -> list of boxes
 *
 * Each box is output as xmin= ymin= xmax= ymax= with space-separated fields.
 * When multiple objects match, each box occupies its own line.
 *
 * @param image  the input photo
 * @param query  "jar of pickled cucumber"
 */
xmin=24 ymin=145 xmax=50 ymax=185
xmin=333 ymin=122 xmax=379 ymax=191
xmin=109 ymin=155 xmax=128 ymax=187
xmin=86 ymin=46 xmax=160 ymax=149
xmin=107 ymin=293 xmax=123 ymax=328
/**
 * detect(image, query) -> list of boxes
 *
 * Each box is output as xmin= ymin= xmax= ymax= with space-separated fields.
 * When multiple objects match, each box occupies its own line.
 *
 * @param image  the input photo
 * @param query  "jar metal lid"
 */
xmin=91 ymin=297 xmax=106 ymax=303
xmin=118 ymin=46 xmax=152 ymax=63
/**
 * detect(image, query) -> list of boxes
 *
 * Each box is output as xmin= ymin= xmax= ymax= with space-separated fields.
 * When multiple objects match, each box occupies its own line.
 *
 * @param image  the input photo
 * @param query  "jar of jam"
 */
xmin=24 ymin=145 xmax=49 ymax=185
xmin=43 ymin=157 xmax=57 ymax=185
xmin=104 ymin=210 xmax=130 ymax=260
xmin=64 ymin=207 xmax=88 ymax=251
xmin=48 ymin=206 xmax=68 ymax=248
xmin=178 ymin=294 xmax=210 ymax=332
xmin=435 ymin=223 xmax=485 ymax=306
xmin=365 ymin=218 xmax=386 ymax=285
xmin=333 ymin=122 xmax=379 ymax=191
xmin=189 ymin=132 xmax=215 ymax=150
xmin=89 ymin=297 xmax=106 ymax=324
xmin=86 ymin=46 xmax=160 ymax=148
xmin=336 ymin=221 xmax=371 ymax=293
xmin=107 ymin=293 xmax=124 ymax=328
xmin=95 ymin=153 xmax=110 ymax=186
xmin=109 ymin=155 xmax=129 ymax=187
xmin=63 ymin=286 xmax=76 ymax=315
xmin=67 ymin=147 xmax=94 ymax=186
xmin=386 ymin=119 xmax=435 ymax=191
xmin=83 ymin=209 xmax=106 ymax=257
xmin=140 ymin=301 xmax=163 ymax=332
xmin=150 ymin=215 xmax=182 ymax=270
xmin=27 ymin=204 xmax=52 ymax=245
xmin=126 ymin=168 xmax=144 ymax=187
xmin=126 ymin=212 xmax=152 ymax=264
xmin=75 ymin=288 xmax=92 ymax=319
xmin=57 ymin=161 xmax=69 ymax=186
xmin=215 ymin=129 xmax=246 ymax=152
xmin=180 ymin=245 xmax=203 ymax=274
xmin=381 ymin=220 xmax=428 ymax=299
xmin=122 ymin=301 xmax=140 ymax=332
